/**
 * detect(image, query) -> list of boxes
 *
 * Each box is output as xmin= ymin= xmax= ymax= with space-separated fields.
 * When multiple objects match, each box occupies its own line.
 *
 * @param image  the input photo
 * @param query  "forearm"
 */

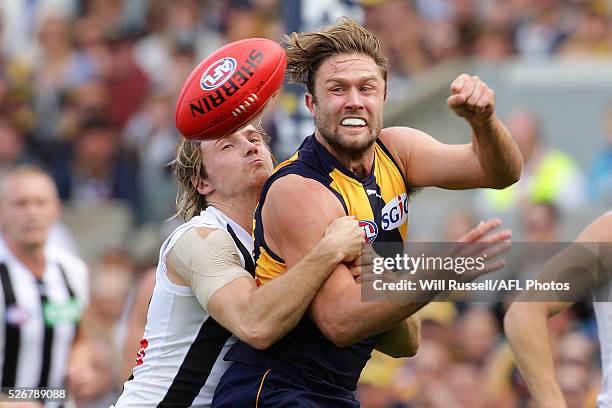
xmin=315 ymin=275 xmax=431 ymax=347
xmin=376 ymin=315 xmax=420 ymax=358
xmin=504 ymin=304 xmax=567 ymax=408
xmin=244 ymin=239 xmax=343 ymax=346
xmin=471 ymin=114 xmax=522 ymax=187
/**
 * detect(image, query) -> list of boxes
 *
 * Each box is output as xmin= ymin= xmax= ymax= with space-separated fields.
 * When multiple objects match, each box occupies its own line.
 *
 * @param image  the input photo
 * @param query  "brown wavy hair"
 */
xmin=281 ymin=17 xmax=389 ymax=97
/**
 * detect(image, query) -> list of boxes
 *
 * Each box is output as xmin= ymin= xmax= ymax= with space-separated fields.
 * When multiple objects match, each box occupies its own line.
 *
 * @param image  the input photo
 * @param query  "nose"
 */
xmin=244 ymin=139 xmax=259 ymax=157
xmin=345 ymin=88 xmax=365 ymax=111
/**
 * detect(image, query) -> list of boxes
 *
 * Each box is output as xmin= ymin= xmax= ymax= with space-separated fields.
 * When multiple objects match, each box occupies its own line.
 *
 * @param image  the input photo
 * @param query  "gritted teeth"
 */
xmin=341 ymin=118 xmax=366 ymax=126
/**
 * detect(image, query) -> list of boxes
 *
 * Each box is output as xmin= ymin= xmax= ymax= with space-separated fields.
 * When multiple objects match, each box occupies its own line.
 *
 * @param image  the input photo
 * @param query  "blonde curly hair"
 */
xmin=172 ymin=122 xmax=272 ymax=221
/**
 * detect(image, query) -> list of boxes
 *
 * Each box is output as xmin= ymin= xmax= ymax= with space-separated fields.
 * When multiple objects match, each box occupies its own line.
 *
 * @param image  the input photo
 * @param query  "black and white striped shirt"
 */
xmin=0 ymin=241 xmax=89 ymax=407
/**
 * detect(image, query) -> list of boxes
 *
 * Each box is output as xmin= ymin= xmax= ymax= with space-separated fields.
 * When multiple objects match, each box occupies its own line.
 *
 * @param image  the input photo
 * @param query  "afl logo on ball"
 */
xmin=200 ymin=57 xmax=237 ymax=90
xmin=359 ymin=220 xmax=378 ymax=244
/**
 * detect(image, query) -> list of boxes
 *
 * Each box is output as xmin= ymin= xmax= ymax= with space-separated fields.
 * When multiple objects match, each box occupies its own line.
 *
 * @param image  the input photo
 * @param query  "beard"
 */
xmin=315 ymin=110 xmax=381 ymax=161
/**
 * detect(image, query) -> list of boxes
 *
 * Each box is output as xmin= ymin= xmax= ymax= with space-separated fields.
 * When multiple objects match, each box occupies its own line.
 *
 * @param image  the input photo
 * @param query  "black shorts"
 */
xmin=211 ymin=362 xmax=360 ymax=408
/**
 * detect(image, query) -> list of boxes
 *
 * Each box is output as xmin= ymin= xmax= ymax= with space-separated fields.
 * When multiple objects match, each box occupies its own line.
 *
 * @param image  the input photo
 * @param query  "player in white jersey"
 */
xmin=114 ymin=123 xmax=365 ymax=408
xmin=0 ymin=166 xmax=89 ymax=408
xmin=505 ymin=211 xmax=612 ymax=408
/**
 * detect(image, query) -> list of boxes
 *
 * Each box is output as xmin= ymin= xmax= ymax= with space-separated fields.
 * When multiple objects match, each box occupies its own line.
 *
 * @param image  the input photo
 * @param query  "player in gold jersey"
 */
xmin=213 ymin=18 xmax=522 ymax=407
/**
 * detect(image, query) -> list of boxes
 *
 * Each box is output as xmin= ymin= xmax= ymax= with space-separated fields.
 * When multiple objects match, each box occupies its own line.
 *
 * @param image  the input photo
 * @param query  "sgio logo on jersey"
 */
xmin=381 ymin=193 xmax=408 ymax=231
xmin=200 ymin=57 xmax=237 ymax=90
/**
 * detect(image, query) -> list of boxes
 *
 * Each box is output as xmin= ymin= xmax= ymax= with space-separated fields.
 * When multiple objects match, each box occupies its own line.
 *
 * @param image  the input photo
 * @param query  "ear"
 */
xmin=304 ymin=92 xmax=316 ymax=118
xmin=195 ymin=177 xmax=214 ymax=196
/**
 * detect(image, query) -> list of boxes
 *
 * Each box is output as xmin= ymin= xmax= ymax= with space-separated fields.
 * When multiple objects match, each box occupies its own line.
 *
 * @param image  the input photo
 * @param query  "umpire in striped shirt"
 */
xmin=0 ymin=166 xmax=90 ymax=408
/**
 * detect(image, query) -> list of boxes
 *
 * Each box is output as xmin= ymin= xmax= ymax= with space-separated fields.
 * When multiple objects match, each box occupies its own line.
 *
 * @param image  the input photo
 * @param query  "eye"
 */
xmin=222 ymin=143 xmax=233 ymax=150
xmin=361 ymin=85 xmax=373 ymax=93
xmin=331 ymin=86 xmax=344 ymax=93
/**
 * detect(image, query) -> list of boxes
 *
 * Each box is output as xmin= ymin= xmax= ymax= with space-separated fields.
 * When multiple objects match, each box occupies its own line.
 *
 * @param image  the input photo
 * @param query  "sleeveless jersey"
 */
xmin=115 ymin=206 xmax=255 ymax=408
xmin=225 ymin=134 xmax=409 ymax=391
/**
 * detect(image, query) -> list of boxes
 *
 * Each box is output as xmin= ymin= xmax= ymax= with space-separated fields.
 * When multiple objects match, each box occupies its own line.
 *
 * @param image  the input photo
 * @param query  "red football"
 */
xmin=175 ymin=38 xmax=286 ymax=140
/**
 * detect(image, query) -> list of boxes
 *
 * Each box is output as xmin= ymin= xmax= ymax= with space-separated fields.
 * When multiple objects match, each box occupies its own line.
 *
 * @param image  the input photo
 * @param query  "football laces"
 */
xmin=232 ymin=94 xmax=259 ymax=117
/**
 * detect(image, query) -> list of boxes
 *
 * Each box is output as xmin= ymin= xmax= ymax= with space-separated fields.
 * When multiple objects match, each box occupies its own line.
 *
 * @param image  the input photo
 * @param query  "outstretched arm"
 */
xmin=505 ymin=212 xmax=612 ymax=408
xmin=381 ymin=74 xmax=522 ymax=190
xmin=504 ymin=301 xmax=571 ymax=408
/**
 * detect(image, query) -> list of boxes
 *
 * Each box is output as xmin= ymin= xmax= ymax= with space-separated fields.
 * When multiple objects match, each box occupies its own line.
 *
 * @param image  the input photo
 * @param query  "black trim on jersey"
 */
xmin=375 ymin=139 xmax=421 ymax=199
xmin=57 ymin=264 xmax=75 ymax=298
xmin=311 ymin=135 xmax=376 ymax=185
xmin=252 ymin=157 xmax=349 ymax=265
xmin=284 ymin=163 xmax=349 ymax=215
xmin=36 ymin=278 xmax=53 ymax=389
xmin=157 ymin=318 xmax=232 ymax=407
xmin=375 ymin=139 xmax=402 ymax=174
xmin=58 ymin=263 xmax=82 ymax=340
xmin=226 ymin=225 xmax=255 ymax=276
xmin=0 ymin=263 xmax=18 ymax=387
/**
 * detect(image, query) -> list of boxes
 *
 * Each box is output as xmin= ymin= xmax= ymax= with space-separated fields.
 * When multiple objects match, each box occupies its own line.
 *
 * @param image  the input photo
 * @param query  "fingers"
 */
xmin=450 ymin=74 xmax=477 ymax=100
xmin=448 ymin=74 xmax=495 ymax=119
xmin=450 ymin=73 xmax=470 ymax=94
xmin=474 ymin=85 xmax=494 ymax=114
xmin=468 ymin=258 xmax=507 ymax=279
xmin=482 ymin=240 xmax=512 ymax=260
xmin=351 ymin=244 xmax=376 ymax=266
xmin=457 ymin=218 xmax=502 ymax=243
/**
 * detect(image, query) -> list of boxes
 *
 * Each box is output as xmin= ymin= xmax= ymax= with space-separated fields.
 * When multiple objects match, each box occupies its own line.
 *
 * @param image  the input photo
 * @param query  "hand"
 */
xmin=323 ymin=216 xmax=366 ymax=263
xmin=450 ymin=218 xmax=512 ymax=280
xmin=348 ymin=244 xmax=378 ymax=282
xmin=447 ymin=74 xmax=495 ymax=124
xmin=68 ymin=340 xmax=114 ymax=403
xmin=68 ymin=362 xmax=103 ymax=402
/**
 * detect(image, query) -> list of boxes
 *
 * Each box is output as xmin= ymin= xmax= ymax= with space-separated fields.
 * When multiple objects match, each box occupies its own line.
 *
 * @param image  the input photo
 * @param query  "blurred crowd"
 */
xmin=357 ymin=202 xmax=601 ymax=408
xmin=1 ymin=0 xmax=612 ymax=407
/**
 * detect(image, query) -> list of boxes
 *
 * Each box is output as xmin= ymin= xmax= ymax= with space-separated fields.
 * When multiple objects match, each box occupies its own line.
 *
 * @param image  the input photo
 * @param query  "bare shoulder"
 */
xmin=265 ymin=174 xmax=345 ymax=219
xmin=263 ymin=174 xmax=345 ymax=261
xmin=379 ymin=127 xmax=434 ymax=175
xmin=380 ymin=126 xmax=424 ymax=140
xmin=577 ymin=212 xmax=612 ymax=242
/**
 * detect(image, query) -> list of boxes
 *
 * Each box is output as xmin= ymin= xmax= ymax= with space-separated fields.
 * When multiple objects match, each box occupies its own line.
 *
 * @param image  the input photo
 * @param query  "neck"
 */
xmin=3 ymin=234 xmax=46 ymax=280
xmin=206 ymin=192 xmax=259 ymax=234
xmin=314 ymin=131 xmax=375 ymax=179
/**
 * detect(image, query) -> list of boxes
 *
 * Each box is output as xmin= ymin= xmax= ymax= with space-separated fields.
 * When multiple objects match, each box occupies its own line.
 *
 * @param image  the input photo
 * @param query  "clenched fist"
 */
xmin=447 ymin=74 xmax=495 ymax=124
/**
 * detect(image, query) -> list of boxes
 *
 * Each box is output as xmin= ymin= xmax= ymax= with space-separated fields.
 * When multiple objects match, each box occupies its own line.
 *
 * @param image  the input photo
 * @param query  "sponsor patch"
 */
xmin=6 ymin=305 xmax=30 ymax=326
xmin=381 ymin=193 xmax=408 ymax=231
